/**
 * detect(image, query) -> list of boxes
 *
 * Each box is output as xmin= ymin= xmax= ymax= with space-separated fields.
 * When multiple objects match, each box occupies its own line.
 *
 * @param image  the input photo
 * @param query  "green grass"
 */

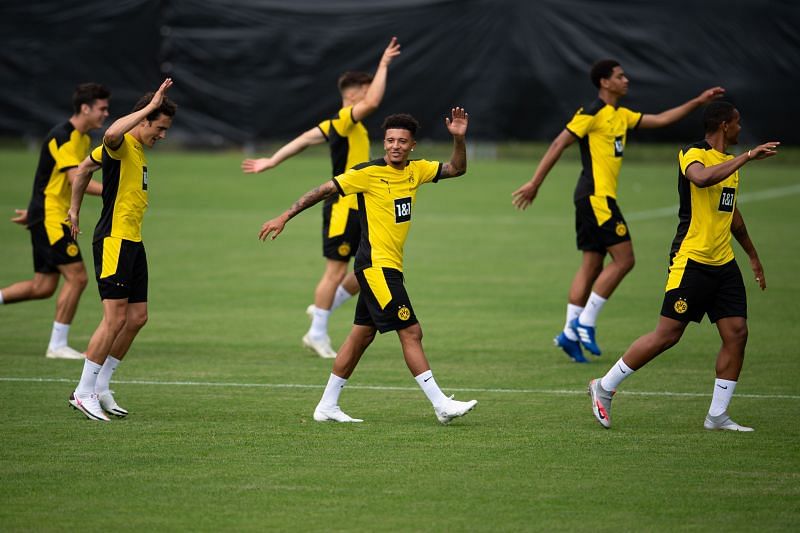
xmin=1 ymin=145 xmax=798 ymax=531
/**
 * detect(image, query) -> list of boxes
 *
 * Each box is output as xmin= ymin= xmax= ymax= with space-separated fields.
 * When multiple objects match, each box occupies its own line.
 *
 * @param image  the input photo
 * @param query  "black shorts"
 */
xmin=93 ymin=237 xmax=148 ymax=302
xmin=322 ymin=198 xmax=360 ymax=261
xmin=29 ymin=221 xmax=82 ymax=273
xmin=354 ymin=267 xmax=418 ymax=333
xmin=661 ymin=258 xmax=746 ymax=323
xmin=575 ymin=196 xmax=631 ymax=253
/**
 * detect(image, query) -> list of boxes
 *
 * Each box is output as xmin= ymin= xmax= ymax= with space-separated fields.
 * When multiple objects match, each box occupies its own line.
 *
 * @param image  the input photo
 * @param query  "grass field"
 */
xmin=1 ymin=143 xmax=798 ymax=531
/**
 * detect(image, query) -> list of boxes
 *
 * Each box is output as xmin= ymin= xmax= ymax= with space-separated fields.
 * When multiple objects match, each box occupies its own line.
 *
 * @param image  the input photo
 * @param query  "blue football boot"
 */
xmin=554 ymin=331 xmax=588 ymax=363
xmin=571 ymin=318 xmax=602 ymax=356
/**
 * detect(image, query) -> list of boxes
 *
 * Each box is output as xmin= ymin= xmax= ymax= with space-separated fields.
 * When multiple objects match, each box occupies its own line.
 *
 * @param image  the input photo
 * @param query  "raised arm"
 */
xmin=104 ymin=78 xmax=173 ymax=148
xmin=241 ymin=127 xmax=326 ymax=174
xmin=67 ymin=156 xmax=102 ymax=239
xmin=639 ymin=86 xmax=725 ymax=129
xmin=438 ymin=107 xmax=469 ymax=179
xmin=685 ymin=141 xmax=779 ymax=188
xmin=258 ymin=180 xmax=339 ymax=241
xmin=731 ymin=207 xmax=766 ymax=290
xmin=351 ymin=37 xmax=401 ymax=123
xmin=511 ymin=128 xmax=576 ymax=209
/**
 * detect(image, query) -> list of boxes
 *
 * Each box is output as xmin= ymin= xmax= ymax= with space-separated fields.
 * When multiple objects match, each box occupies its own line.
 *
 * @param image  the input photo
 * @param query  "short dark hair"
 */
xmin=132 ymin=92 xmax=178 ymax=122
xmin=338 ymin=71 xmax=373 ymax=93
xmin=590 ymin=59 xmax=621 ymax=88
xmin=703 ymin=101 xmax=737 ymax=133
xmin=72 ymin=83 xmax=110 ymax=114
xmin=382 ymin=113 xmax=419 ymax=137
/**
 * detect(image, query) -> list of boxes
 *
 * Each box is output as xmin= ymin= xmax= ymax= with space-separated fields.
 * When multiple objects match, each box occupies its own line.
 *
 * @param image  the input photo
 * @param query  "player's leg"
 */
xmin=69 ymin=298 xmax=128 ymax=421
xmin=555 ymin=251 xmax=603 ymax=362
xmin=574 ymin=199 xmax=634 ymax=355
xmin=589 ymin=315 xmax=688 ymax=429
xmin=0 ymin=272 xmax=59 ymax=303
xmin=44 ymin=261 xmax=89 ymax=359
xmin=313 ymin=322 xmax=375 ymax=423
xmin=704 ymin=261 xmax=752 ymax=431
xmin=304 ymin=258 xmax=348 ymax=358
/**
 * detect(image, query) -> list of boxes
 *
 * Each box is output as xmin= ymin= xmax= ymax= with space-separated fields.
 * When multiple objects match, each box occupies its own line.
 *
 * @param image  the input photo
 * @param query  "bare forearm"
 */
xmin=104 ymin=105 xmax=154 ymax=145
xmin=689 ymin=153 xmax=749 ymax=188
xmin=732 ymin=212 xmax=758 ymax=259
xmin=283 ymin=182 xmax=337 ymax=221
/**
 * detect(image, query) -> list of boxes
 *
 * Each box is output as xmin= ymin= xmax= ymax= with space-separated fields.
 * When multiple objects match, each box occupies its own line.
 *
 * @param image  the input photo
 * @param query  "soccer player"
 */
xmin=512 ymin=59 xmax=725 ymax=362
xmin=259 ymin=108 xmax=478 ymax=425
xmin=242 ymin=37 xmax=401 ymax=359
xmin=66 ymin=79 xmax=176 ymax=421
xmin=1 ymin=83 xmax=110 ymax=359
xmin=588 ymin=101 xmax=778 ymax=431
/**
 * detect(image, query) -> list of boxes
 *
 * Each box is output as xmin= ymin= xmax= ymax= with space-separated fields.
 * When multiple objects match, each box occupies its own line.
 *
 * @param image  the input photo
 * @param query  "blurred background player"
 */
xmin=588 ymin=101 xmax=778 ymax=431
xmin=1 ymin=83 xmax=109 ymax=359
xmin=258 ymin=108 xmax=477 ymax=425
xmin=67 ymin=79 xmax=176 ymax=421
xmin=242 ymin=37 xmax=401 ymax=359
xmin=512 ymin=59 xmax=725 ymax=362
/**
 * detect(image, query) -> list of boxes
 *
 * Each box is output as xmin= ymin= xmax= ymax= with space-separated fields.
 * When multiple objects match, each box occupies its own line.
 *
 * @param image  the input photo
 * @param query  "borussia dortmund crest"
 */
xmin=66 ymin=243 xmax=79 ymax=257
xmin=615 ymin=222 xmax=627 ymax=237
xmin=338 ymin=242 xmax=351 ymax=257
xmin=674 ymin=299 xmax=688 ymax=314
xmin=397 ymin=305 xmax=411 ymax=321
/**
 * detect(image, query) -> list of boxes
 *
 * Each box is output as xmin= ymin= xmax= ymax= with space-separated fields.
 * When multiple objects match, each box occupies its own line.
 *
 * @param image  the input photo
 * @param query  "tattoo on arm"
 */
xmin=286 ymin=182 xmax=336 ymax=219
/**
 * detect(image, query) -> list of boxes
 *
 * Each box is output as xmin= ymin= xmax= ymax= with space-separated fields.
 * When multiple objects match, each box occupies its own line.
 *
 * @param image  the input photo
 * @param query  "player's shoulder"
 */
xmin=680 ymin=139 xmax=712 ymax=155
xmin=47 ymin=120 xmax=76 ymax=144
xmin=352 ymin=158 xmax=387 ymax=171
xmin=576 ymin=98 xmax=606 ymax=117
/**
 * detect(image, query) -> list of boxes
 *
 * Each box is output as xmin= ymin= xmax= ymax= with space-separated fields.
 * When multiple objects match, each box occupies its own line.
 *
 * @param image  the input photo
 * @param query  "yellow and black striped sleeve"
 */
xmin=332 ymin=165 xmax=370 ymax=196
xmin=621 ymin=107 xmax=643 ymax=129
xmin=679 ymin=146 xmax=707 ymax=175
xmin=565 ymin=105 xmax=598 ymax=139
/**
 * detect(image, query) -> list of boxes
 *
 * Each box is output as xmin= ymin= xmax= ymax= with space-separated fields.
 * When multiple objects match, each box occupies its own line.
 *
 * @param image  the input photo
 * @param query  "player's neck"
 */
xmin=705 ymin=132 xmax=727 ymax=153
xmin=598 ymin=89 xmax=620 ymax=108
xmin=383 ymin=155 xmax=406 ymax=170
xmin=69 ymin=114 xmax=91 ymax=134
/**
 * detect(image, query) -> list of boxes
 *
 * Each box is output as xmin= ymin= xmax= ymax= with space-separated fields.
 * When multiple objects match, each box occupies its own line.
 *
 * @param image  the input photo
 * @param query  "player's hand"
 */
xmin=751 ymin=258 xmax=766 ymax=290
xmin=242 ymin=158 xmax=275 ymax=174
xmin=11 ymin=208 xmax=27 ymax=225
xmin=259 ymin=215 xmax=287 ymax=241
xmin=380 ymin=37 xmax=401 ymax=67
xmin=67 ymin=209 xmax=80 ymax=240
xmin=511 ymin=181 xmax=539 ymax=210
xmin=445 ymin=107 xmax=468 ymax=138
xmin=747 ymin=142 xmax=780 ymax=161
xmin=149 ymin=78 xmax=173 ymax=109
xmin=697 ymin=86 xmax=725 ymax=103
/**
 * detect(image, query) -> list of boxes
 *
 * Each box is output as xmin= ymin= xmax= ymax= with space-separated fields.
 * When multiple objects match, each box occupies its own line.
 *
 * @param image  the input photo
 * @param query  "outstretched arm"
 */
xmin=639 ymin=86 xmax=725 ymax=129
xmin=67 ymin=156 xmax=102 ymax=239
xmin=438 ymin=107 xmax=469 ymax=179
xmin=242 ymin=127 xmax=326 ymax=174
xmin=511 ymin=129 xmax=576 ymax=209
xmin=352 ymin=37 xmax=402 ymax=123
xmin=258 ymin=180 xmax=339 ymax=241
xmin=731 ymin=207 xmax=765 ymax=290
xmin=67 ymin=167 xmax=102 ymax=196
xmin=104 ymin=78 xmax=173 ymax=148
xmin=685 ymin=141 xmax=779 ymax=188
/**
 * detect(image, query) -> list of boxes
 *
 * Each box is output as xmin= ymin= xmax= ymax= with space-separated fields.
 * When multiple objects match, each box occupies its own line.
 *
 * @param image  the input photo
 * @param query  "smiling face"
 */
xmin=383 ymin=128 xmax=416 ymax=167
xmin=82 ymin=99 xmax=110 ymax=130
xmin=136 ymin=114 xmax=173 ymax=147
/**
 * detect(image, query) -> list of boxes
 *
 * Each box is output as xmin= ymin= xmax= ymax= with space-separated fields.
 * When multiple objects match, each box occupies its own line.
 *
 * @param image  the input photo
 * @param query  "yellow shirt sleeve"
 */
xmin=54 ymin=136 xmax=84 ymax=170
xmin=415 ymin=160 xmax=443 ymax=184
xmin=104 ymin=134 xmax=128 ymax=160
xmin=621 ymin=107 xmax=643 ymax=129
xmin=565 ymin=107 xmax=597 ymax=138
xmin=318 ymin=106 xmax=356 ymax=139
xmin=679 ymin=147 xmax=707 ymax=175
xmin=332 ymin=166 xmax=370 ymax=196
xmin=90 ymin=145 xmax=103 ymax=165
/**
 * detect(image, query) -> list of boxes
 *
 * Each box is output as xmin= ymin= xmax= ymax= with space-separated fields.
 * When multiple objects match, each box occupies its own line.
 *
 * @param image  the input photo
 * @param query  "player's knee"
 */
xmin=128 ymin=311 xmax=148 ymax=331
xmin=31 ymin=280 xmax=57 ymax=299
xmin=618 ymin=254 xmax=635 ymax=274
xmin=105 ymin=314 xmax=128 ymax=335
xmin=727 ymin=322 xmax=748 ymax=346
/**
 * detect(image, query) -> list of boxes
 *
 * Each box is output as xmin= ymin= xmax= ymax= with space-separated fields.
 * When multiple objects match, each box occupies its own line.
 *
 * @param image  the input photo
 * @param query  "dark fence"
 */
xmin=2 ymin=0 xmax=798 ymax=145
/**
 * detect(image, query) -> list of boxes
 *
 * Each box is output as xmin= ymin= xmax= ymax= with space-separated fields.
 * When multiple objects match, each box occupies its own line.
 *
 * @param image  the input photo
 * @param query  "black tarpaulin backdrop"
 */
xmin=2 ymin=0 xmax=798 ymax=145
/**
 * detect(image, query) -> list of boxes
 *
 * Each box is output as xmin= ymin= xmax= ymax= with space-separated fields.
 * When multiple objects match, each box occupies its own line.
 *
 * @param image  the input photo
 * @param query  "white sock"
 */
xmin=309 ymin=307 xmax=331 ymax=339
xmin=48 ymin=321 xmax=70 ymax=350
xmin=563 ymin=304 xmax=583 ymax=340
xmin=330 ymin=285 xmax=354 ymax=312
xmin=319 ymin=373 xmax=347 ymax=408
xmin=708 ymin=379 xmax=737 ymax=417
xmin=0 ymin=290 xmax=5 ymax=304
xmin=601 ymin=357 xmax=634 ymax=392
xmin=76 ymin=359 xmax=102 ymax=395
xmin=415 ymin=370 xmax=448 ymax=408
xmin=579 ymin=292 xmax=607 ymax=327
xmin=95 ymin=355 xmax=121 ymax=394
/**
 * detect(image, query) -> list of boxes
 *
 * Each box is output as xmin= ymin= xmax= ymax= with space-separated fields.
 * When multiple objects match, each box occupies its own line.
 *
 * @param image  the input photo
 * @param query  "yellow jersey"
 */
xmin=91 ymin=134 xmax=149 ymax=243
xmin=332 ymin=158 xmax=442 ymax=272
